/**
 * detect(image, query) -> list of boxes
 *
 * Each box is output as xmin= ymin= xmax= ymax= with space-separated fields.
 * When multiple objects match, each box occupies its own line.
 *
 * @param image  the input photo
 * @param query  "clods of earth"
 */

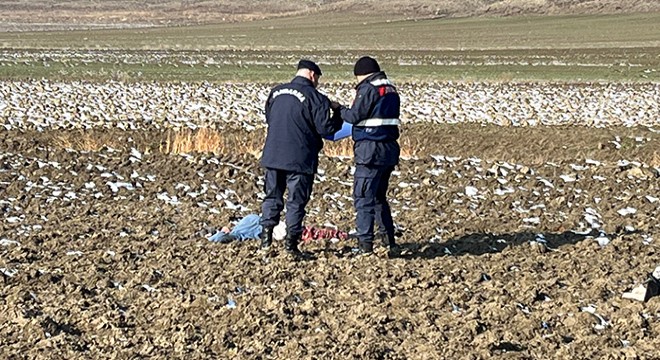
xmin=1 ymin=80 xmax=659 ymax=358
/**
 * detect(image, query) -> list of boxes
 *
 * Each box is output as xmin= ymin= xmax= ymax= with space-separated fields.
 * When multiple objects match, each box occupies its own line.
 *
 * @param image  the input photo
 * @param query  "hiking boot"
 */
xmin=376 ymin=233 xmax=397 ymax=246
xmin=387 ymin=244 xmax=402 ymax=258
xmin=260 ymin=226 xmax=273 ymax=250
xmin=376 ymin=233 xmax=399 ymax=252
xmin=285 ymin=233 xmax=303 ymax=256
xmin=357 ymin=240 xmax=374 ymax=255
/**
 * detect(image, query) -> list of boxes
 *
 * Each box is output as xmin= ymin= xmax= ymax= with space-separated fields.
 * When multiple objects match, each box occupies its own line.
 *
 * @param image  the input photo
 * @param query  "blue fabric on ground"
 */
xmin=208 ymin=230 xmax=237 ymax=243
xmin=208 ymin=214 xmax=262 ymax=242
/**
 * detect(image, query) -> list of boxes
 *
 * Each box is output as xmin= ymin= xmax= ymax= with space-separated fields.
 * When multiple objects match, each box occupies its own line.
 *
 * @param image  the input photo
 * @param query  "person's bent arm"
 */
xmin=313 ymin=96 xmax=343 ymax=137
xmin=339 ymin=86 xmax=378 ymax=124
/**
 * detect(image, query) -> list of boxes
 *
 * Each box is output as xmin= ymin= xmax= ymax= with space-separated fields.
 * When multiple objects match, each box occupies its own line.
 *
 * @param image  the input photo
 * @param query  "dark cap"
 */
xmin=297 ymin=59 xmax=322 ymax=76
xmin=353 ymin=56 xmax=380 ymax=76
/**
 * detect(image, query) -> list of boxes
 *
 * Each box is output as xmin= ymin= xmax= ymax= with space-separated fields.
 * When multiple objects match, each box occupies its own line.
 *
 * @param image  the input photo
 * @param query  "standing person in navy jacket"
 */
xmin=260 ymin=60 xmax=342 ymax=256
xmin=332 ymin=56 xmax=401 ymax=255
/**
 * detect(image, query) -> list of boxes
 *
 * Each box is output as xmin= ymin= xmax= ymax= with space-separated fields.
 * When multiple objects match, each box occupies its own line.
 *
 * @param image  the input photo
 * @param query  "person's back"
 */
xmin=351 ymin=72 xmax=400 ymax=167
xmin=259 ymin=60 xmax=342 ymax=256
xmin=336 ymin=57 xmax=400 ymax=167
xmin=261 ymin=77 xmax=336 ymax=174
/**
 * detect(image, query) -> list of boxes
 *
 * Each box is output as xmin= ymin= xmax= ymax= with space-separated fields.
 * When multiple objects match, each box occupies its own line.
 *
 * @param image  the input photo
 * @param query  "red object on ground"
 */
xmin=301 ymin=226 xmax=348 ymax=243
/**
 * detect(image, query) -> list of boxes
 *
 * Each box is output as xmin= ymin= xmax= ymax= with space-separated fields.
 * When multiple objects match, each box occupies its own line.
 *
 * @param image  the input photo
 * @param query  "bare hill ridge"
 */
xmin=1 ymin=0 xmax=660 ymax=28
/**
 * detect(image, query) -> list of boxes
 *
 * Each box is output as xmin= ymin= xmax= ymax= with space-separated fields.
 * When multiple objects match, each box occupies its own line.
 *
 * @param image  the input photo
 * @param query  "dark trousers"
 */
xmin=353 ymin=164 xmax=395 ymax=244
xmin=261 ymin=168 xmax=314 ymax=236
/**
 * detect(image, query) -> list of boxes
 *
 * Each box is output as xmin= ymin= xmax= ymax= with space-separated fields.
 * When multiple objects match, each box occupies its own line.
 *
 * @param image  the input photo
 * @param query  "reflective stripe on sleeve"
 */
xmin=355 ymin=118 xmax=401 ymax=126
xmin=370 ymin=79 xmax=394 ymax=87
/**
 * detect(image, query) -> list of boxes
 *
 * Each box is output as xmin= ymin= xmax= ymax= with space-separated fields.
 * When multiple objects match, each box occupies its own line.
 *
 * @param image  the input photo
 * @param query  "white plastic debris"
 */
xmin=0 ymin=239 xmax=20 ymax=246
xmin=516 ymin=303 xmax=532 ymax=315
xmin=0 ymin=268 xmax=18 ymax=277
xmin=129 ymin=148 xmax=142 ymax=163
xmin=617 ymin=207 xmax=637 ymax=216
xmin=623 ymin=284 xmax=654 ymax=302
xmin=595 ymin=233 xmax=610 ymax=247
xmin=523 ymin=217 xmax=541 ymax=225
xmin=106 ymin=181 xmax=135 ymax=193
xmin=559 ymin=174 xmax=577 ymax=183
xmin=618 ymin=160 xmax=641 ymax=168
xmin=494 ymin=187 xmax=515 ymax=196
xmin=579 ymin=305 xmax=610 ymax=330
xmin=142 ymin=285 xmax=158 ymax=293
xmin=642 ymin=235 xmax=653 ymax=245
xmin=583 ymin=208 xmax=602 ymax=228
xmin=157 ymin=192 xmax=181 ymax=206
xmin=226 ymin=299 xmax=237 ymax=309
xmin=451 ymin=303 xmax=461 ymax=314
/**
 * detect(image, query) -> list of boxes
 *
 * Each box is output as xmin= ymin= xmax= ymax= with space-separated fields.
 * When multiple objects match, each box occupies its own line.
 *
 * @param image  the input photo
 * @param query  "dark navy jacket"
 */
xmin=261 ymin=76 xmax=342 ymax=174
xmin=339 ymin=72 xmax=400 ymax=167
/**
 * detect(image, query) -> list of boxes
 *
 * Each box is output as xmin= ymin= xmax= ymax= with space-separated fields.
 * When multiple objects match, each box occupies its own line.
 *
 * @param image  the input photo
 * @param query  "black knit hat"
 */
xmin=297 ymin=59 xmax=322 ymax=76
xmin=353 ymin=56 xmax=380 ymax=76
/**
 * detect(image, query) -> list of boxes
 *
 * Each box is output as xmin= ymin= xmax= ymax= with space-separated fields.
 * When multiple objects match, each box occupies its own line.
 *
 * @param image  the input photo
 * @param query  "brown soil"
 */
xmin=1 ymin=124 xmax=659 ymax=359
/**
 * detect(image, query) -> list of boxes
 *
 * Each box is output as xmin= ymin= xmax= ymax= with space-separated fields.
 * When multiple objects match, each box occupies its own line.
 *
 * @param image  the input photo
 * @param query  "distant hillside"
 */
xmin=1 ymin=0 xmax=660 ymax=30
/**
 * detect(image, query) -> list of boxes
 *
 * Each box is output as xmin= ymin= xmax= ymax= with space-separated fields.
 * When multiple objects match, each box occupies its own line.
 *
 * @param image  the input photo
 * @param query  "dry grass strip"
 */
xmin=53 ymin=132 xmax=123 ymax=151
xmin=323 ymin=136 xmax=419 ymax=158
xmin=159 ymin=128 xmax=265 ymax=157
xmin=52 ymin=128 xmax=420 ymax=159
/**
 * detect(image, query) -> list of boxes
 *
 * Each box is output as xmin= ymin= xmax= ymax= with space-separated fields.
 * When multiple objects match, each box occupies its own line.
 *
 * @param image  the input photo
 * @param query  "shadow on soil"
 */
xmin=396 ymin=229 xmax=604 ymax=260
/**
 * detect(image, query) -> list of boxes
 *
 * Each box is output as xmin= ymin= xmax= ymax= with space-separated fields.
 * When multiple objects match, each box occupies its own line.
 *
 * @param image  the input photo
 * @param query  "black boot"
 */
xmin=357 ymin=240 xmax=374 ymax=255
xmin=285 ymin=233 xmax=303 ymax=255
xmin=387 ymin=235 xmax=400 ymax=251
xmin=260 ymin=226 xmax=273 ymax=250
xmin=376 ymin=233 xmax=399 ymax=250
xmin=378 ymin=233 xmax=401 ymax=257
xmin=376 ymin=233 xmax=397 ymax=248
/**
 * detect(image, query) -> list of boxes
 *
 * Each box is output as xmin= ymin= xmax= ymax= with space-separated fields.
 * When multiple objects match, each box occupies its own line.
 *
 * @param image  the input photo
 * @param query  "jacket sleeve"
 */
xmin=312 ymin=94 xmax=343 ymax=137
xmin=264 ymin=89 xmax=274 ymax=123
xmin=339 ymin=85 xmax=379 ymax=125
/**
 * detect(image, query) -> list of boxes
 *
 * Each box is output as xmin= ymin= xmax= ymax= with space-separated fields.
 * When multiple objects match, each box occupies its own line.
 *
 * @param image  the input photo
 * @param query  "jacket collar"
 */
xmin=292 ymin=76 xmax=315 ymax=87
xmin=356 ymin=71 xmax=386 ymax=88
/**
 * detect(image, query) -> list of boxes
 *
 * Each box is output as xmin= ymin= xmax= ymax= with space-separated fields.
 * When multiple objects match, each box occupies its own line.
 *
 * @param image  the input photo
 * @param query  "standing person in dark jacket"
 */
xmin=332 ymin=56 xmax=401 ymax=255
xmin=260 ymin=59 xmax=343 ymax=256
